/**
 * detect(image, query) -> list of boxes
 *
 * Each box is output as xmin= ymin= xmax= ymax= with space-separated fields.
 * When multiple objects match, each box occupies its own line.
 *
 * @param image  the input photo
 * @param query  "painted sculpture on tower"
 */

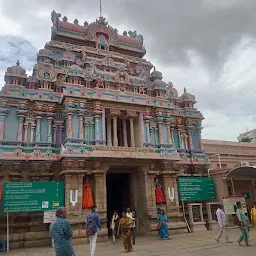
xmin=155 ymin=177 xmax=166 ymax=205
xmin=82 ymin=176 xmax=94 ymax=209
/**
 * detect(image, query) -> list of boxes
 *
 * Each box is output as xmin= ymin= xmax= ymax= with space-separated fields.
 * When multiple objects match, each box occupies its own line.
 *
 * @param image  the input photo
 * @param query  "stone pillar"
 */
xmin=24 ymin=123 xmax=28 ymax=143
xmin=170 ymin=127 xmax=174 ymax=145
xmin=84 ymin=122 xmax=89 ymax=141
xmin=197 ymin=128 xmax=204 ymax=150
xmin=53 ymin=125 xmax=57 ymax=144
xmin=78 ymin=114 xmax=84 ymax=139
xmin=59 ymin=126 xmax=64 ymax=145
xmin=30 ymin=123 xmax=36 ymax=143
xmin=93 ymin=171 xmax=107 ymax=211
xmin=187 ymin=130 xmax=194 ymax=150
xmin=66 ymin=113 xmax=73 ymax=138
xmin=17 ymin=115 xmax=25 ymax=141
xmin=89 ymin=122 xmax=94 ymax=142
xmin=122 ymin=119 xmax=128 ymax=147
xmin=166 ymin=123 xmax=172 ymax=145
xmin=94 ymin=115 xmax=101 ymax=141
xmin=144 ymin=120 xmax=151 ymax=144
xmin=112 ymin=116 xmax=118 ymax=147
xmin=35 ymin=116 xmax=42 ymax=142
xmin=129 ymin=117 xmax=135 ymax=147
xmin=47 ymin=117 xmax=53 ymax=143
xmin=65 ymin=173 xmax=84 ymax=214
xmin=0 ymin=113 xmax=7 ymax=140
xmin=107 ymin=115 xmax=112 ymax=146
xmin=157 ymin=120 xmax=164 ymax=145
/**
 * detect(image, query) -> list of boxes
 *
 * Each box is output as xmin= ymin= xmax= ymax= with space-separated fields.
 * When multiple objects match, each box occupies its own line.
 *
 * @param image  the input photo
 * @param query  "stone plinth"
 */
xmin=187 ymin=203 xmax=206 ymax=232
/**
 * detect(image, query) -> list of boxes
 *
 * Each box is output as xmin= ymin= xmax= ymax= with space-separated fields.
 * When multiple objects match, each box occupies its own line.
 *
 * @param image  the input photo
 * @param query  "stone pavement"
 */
xmin=4 ymin=229 xmax=256 ymax=256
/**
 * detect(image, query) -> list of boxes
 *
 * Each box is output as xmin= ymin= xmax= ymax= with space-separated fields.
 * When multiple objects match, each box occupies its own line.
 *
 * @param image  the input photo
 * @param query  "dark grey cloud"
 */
xmin=1 ymin=0 xmax=256 ymax=140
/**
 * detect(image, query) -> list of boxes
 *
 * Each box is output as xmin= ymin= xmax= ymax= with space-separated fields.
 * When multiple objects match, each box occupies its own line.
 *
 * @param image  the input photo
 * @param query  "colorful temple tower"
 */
xmin=0 ymin=11 xmax=209 ymax=247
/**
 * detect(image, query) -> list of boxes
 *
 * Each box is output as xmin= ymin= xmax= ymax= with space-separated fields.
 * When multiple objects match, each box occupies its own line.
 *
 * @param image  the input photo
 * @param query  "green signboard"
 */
xmin=178 ymin=177 xmax=216 ymax=201
xmin=2 ymin=182 xmax=64 ymax=213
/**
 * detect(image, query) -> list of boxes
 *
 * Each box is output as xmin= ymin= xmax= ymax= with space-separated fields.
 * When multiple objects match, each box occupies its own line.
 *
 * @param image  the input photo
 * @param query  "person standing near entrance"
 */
xmin=158 ymin=210 xmax=171 ymax=240
xmin=86 ymin=205 xmax=101 ymax=256
xmin=49 ymin=207 xmax=75 ymax=256
xmin=111 ymin=210 xmax=120 ymax=244
xmin=118 ymin=212 xmax=133 ymax=253
xmin=236 ymin=201 xmax=250 ymax=246
xmin=250 ymin=202 xmax=256 ymax=229
xmin=126 ymin=208 xmax=136 ymax=245
xmin=215 ymin=204 xmax=231 ymax=243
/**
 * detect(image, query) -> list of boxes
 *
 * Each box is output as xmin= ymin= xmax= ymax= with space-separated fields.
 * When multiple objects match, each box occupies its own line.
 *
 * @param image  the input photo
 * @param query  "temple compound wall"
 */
xmin=0 ymin=10 xmax=209 ymax=248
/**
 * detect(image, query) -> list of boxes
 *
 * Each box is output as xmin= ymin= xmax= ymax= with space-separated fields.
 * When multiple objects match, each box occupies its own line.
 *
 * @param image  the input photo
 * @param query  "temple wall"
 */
xmin=40 ymin=116 xmax=48 ymax=142
xmin=3 ymin=107 xmax=18 ymax=141
xmin=192 ymin=127 xmax=200 ymax=150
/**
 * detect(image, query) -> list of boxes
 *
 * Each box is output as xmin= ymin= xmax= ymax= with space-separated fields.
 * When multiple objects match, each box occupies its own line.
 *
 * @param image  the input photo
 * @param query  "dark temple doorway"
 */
xmin=106 ymin=173 xmax=131 ymax=234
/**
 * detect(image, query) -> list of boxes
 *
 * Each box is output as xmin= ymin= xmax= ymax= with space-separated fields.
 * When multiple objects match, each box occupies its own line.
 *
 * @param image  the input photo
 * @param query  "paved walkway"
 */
xmin=4 ymin=229 xmax=256 ymax=256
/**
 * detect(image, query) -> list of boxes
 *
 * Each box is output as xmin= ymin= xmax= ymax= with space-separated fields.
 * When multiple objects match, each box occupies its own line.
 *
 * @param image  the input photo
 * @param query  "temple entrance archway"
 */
xmin=106 ymin=166 xmax=148 ymax=235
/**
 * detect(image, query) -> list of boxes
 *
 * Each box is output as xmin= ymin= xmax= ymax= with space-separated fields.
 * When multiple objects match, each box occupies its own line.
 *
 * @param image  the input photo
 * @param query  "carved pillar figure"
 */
xmin=177 ymin=128 xmax=182 ymax=148
xmin=30 ymin=123 xmax=36 ymax=143
xmin=17 ymin=115 xmax=25 ymax=141
xmin=78 ymin=114 xmax=84 ymax=139
xmin=90 ymin=121 xmax=95 ymax=143
xmin=107 ymin=115 xmax=112 ymax=146
xmin=35 ymin=116 xmax=42 ymax=142
xmin=122 ymin=119 xmax=128 ymax=147
xmin=47 ymin=117 xmax=53 ymax=143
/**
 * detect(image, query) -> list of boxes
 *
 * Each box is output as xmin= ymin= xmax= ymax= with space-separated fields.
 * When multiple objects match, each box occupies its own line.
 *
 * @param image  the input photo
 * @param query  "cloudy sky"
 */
xmin=0 ymin=0 xmax=256 ymax=141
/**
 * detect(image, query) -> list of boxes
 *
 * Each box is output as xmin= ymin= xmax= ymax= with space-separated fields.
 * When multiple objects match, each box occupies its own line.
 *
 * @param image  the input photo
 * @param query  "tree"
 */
xmin=239 ymin=137 xmax=252 ymax=142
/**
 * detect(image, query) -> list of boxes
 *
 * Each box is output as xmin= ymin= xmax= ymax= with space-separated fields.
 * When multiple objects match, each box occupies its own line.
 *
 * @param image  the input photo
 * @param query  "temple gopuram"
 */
xmin=0 ymin=10 xmax=209 ymax=248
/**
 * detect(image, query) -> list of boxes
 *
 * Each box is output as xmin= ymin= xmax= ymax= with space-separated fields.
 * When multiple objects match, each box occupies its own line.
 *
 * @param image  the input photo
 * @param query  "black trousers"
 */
xmin=131 ymin=227 xmax=136 ymax=244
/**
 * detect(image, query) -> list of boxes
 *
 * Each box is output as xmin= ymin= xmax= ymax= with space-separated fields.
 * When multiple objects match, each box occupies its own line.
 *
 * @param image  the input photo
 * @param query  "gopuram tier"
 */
xmin=0 ymin=11 xmax=209 ymax=248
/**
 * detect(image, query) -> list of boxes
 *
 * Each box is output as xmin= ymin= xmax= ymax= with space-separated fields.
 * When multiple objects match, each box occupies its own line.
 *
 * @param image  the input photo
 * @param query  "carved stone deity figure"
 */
xmin=82 ymin=176 xmax=94 ymax=209
xmin=155 ymin=177 xmax=166 ymax=205
xmin=96 ymin=76 xmax=104 ymax=88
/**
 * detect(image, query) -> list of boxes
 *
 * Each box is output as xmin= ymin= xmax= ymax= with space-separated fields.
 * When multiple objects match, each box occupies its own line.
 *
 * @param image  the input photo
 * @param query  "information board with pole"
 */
xmin=1 ymin=182 xmax=65 ymax=252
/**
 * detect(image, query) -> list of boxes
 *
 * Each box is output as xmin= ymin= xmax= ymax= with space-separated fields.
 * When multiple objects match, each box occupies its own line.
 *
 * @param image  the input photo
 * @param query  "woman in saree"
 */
xmin=250 ymin=202 xmax=256 ymax=230
xmin=236 ymin=201 xmax=250 ymax=246
xmin=118 ymin=212 xmax=133 ymax=253
xmin=82 ymin=176 xmax=94 ymax=209
xmin=158 ymin=209 xmax=171 ymax=240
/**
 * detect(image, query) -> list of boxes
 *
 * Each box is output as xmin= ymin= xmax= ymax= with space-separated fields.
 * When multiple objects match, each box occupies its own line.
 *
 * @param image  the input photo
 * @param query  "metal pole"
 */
xmin=217 ymin=154 xmax=222 ymax=168
xmin=182 ymin=201 xmax=191 ymax=233
xmin=231 ymin=178 xmax=235 ymax=196
xmin=7 ymin=212 xmax=9 ymax=252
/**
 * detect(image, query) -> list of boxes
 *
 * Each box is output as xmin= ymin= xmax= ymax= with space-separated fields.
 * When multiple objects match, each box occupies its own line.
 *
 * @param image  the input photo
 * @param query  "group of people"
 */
xmin=215 ymin=201 xmax=252 ymax=246
xmin=110 ymin=208 xmax=136 ymax=253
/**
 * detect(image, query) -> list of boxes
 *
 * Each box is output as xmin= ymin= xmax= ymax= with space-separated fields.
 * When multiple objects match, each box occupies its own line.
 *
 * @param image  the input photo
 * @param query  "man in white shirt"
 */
xmin=215 ymin=204 xmax=231 ymax=243
xmin=126 ymin=208 xmax=136 ymax=245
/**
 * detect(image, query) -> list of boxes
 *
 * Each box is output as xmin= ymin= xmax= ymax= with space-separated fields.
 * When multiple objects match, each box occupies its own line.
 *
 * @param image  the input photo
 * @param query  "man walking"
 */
xmin=86 ymin=205 xmax=101 ymax=256
xmin=126 ymin=208 xmax=136 ymax=245
xmin=215 ymin=204 xmax=231 ymax=243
